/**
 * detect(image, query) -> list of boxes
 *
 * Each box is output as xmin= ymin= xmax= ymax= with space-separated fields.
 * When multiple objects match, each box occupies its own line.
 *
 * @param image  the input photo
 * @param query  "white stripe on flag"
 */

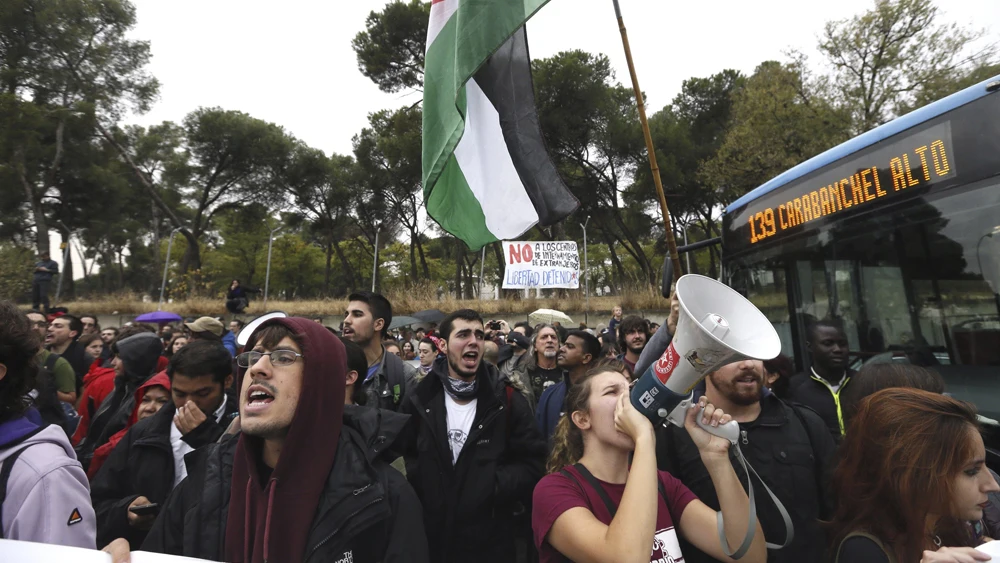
xmin=453 ymin=78 xmax=539 ymax=238
xmin=426 ymin=0 xmax=460 ymax=52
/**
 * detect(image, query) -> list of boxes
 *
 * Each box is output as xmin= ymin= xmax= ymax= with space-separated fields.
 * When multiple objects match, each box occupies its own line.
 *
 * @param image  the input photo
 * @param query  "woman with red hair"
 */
xmin=829 ymin=388 xmax=999 ymax=562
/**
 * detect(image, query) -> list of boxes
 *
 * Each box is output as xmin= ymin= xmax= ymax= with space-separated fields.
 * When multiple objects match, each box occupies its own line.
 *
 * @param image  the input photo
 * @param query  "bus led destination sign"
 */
xmin=744 ymin=121 xmax=957 ymax=245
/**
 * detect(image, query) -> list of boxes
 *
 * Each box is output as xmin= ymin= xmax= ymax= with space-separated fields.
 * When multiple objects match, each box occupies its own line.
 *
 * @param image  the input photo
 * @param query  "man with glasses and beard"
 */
xmin=655 ymin=359 xmax=836 ymax=563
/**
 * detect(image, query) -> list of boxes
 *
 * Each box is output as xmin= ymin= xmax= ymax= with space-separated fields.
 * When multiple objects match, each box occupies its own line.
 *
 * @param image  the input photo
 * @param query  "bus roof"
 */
xmin=724 ymin=74 xmax=1000 ymax=213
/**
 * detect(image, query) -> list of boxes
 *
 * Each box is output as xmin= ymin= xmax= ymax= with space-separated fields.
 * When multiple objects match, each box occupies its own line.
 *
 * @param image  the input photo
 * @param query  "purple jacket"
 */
xmin=0 ymin=413 xmax=96 ymax=548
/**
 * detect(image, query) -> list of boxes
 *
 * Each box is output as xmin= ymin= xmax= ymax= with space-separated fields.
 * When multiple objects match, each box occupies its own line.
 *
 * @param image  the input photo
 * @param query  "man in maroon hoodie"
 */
xmin=141 ymin=317 xmax=428 ymax=562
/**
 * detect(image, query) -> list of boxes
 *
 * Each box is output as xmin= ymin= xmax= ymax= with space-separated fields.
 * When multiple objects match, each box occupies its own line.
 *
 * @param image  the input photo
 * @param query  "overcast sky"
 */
xmin=53 ymin=0 xmax=1000 ymax=273
xmin=124 ymin=0 xmax=1000 ymax=156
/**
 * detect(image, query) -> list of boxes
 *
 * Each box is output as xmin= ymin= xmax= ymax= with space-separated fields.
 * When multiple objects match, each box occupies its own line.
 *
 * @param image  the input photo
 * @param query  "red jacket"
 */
xmin=87 ymin=371 xmax=171 ymax=480
xmin=72 ymin=356 xmax=168 ymax=446
xmin=73 ymin=358 xmax=117 ymax=446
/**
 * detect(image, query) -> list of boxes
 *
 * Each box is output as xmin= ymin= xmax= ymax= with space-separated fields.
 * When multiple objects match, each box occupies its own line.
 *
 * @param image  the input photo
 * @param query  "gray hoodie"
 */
xmin=0 ymin=423 xmax=96 ymax=547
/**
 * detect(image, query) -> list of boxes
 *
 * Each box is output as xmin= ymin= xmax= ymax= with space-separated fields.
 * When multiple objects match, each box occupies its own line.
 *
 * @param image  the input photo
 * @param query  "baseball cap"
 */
xmin=185 ymin=316 xmax=224 ymax=337
xmin=506 ymin=331 xmax=530 ymax=350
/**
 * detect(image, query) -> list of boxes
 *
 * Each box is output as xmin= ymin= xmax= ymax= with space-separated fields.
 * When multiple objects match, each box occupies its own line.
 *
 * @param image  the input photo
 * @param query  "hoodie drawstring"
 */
xmin=243 ymin=479 xmax=253 ymax=560
xmin=263 ymin=478 xmax=278 ymax=562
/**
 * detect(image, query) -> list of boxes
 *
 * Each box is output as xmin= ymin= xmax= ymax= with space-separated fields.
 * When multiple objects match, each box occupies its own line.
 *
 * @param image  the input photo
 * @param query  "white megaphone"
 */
xmin=630 ymin=275 xmax=781 ymax=442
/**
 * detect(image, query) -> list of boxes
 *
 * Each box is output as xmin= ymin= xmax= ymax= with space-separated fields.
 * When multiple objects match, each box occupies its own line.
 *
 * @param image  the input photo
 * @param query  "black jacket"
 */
xmin=400 ymin=358 xmax=546 ymax=563
xmin=142 ymin=406 xmax=429 ymax=563
xmin=656 ymin=394 xmax=837 ymax=563
xmin=76 ymin=332 xmax=163 ymax=469
xmin=90 ymin=394 xmax=239 ymax=548
xmin=787 ymin=368 xmax=857 ymax=439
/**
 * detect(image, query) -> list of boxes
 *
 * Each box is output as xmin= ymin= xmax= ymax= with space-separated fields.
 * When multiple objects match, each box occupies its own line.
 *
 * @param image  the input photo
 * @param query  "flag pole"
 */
xmin=612 ymin=0 xmax=682 ymax=282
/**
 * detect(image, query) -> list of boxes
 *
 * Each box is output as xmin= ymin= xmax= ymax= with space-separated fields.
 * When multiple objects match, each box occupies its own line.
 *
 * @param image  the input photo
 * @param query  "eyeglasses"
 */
xmin=236 ymin=349 xmax=302 ymax=368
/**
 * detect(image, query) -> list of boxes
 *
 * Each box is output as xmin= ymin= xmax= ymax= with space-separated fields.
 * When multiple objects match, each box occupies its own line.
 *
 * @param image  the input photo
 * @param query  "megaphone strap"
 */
xmin=716 ymin=444 xmax=795 ymax=559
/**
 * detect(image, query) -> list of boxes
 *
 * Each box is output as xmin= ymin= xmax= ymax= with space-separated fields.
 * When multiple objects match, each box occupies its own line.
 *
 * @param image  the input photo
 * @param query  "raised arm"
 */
xmin=677 ymin=399 xmax=766 ymax=563
xmin=546 ymin=394 xmax=658 ymax=563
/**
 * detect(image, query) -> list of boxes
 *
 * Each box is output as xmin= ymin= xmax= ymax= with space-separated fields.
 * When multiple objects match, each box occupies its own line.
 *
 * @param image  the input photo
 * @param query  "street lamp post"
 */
xmin=158 ymin=227 xmax=182 ymax=310
xmin=580 ymin=216 xmax=590 ymax=325
xmin=371 ymin=228 xmax=379 ymax=292
xmin=263 ymin=226 xmax=281 ymax=310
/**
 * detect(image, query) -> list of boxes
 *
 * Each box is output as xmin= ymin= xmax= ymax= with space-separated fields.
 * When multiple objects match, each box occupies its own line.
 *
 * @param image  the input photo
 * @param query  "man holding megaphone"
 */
xmin=628 ymin=274 xmax=821 ymax=560
xmin=656 ymin=357 xmax=837 ymax=563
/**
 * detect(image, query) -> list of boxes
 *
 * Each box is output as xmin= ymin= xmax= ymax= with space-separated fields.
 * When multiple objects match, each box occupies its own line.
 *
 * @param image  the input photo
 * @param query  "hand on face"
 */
xmin=174 ymin=400 xmax=208 ymax=434
xmin=613 ymin=391 xmax=653 ymax=444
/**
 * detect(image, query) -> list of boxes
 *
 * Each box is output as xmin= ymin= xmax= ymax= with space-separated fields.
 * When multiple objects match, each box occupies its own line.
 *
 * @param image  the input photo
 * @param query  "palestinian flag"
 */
xmin=422 ymin=0 xmax=578 ymax=250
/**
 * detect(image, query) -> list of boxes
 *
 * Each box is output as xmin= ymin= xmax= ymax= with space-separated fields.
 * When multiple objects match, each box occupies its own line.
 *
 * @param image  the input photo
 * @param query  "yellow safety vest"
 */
xmin=810 ymin=368 xmax=851 ymax=435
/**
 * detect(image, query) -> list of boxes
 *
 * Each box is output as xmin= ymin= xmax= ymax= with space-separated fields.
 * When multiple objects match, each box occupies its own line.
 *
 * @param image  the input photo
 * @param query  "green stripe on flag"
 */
xmin=422 ymin=0 xmax=553 ymax=248
xmin=426 ymin=158 xmax=495 ymax=249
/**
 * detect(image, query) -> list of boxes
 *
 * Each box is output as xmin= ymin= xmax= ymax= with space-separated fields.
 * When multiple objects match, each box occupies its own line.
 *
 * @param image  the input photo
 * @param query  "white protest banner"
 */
xmin=502 ymin=241 xmax=580 ymax=289
xmin=0 ymin=539 xmax=216 ymax=562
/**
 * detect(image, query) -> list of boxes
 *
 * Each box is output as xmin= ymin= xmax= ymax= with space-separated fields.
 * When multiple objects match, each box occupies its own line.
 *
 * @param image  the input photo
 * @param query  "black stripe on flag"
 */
xmin=473 ymin=26 xmax=579 ymax=226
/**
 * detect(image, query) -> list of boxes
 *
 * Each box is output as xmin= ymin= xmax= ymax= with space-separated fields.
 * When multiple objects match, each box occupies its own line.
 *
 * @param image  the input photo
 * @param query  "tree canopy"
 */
xmin=1 ymin=0 xmax=995 ymax=303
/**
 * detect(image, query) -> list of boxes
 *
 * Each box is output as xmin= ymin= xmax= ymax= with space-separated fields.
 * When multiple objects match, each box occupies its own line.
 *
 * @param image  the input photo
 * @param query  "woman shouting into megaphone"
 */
xmin=532 ymin=364 xmax=766 ymax=563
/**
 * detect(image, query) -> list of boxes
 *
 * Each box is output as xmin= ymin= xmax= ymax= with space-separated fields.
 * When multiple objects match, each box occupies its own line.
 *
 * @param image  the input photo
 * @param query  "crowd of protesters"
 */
xmin=1 ymin=289 xmax=998 ymax=563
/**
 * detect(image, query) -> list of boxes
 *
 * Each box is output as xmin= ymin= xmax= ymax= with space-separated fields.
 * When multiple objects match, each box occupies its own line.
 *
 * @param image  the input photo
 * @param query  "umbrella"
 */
xmin=412 ymin=309 xmax=446 ymax=323
xmin=528 ymin=308 xmax=573 ymax=326
xmin=389 ymin=316 xmax=421 ymax=330
xmin=135 ymin=311 xmax=183 ymax=324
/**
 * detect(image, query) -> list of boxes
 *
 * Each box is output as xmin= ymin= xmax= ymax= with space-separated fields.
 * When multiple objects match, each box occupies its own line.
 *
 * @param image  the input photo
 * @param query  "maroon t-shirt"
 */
xmin=532 ymin=465 xmax=697 ymax=563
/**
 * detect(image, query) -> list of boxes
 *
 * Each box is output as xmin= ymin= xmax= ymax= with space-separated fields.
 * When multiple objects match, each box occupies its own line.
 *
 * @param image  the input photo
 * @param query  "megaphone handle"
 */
xmin=665 ymin=398 xmax=740 ymax=444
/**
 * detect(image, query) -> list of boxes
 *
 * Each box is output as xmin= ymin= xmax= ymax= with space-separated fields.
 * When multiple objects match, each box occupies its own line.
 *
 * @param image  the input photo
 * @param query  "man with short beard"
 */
xmin=655 ymin=359 xmax=836 ymax=563
xmin=400 ymin=309 xmax=544 ymax=563
xmin=616 ymin=315 xmax=649 ymax=373
xmin=342 ymin=292 xmax=417 ymax=411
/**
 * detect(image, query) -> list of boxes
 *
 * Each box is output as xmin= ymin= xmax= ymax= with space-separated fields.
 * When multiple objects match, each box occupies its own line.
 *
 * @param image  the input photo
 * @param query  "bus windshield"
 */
xmin=721 ymin=76 xmax=1000 ymax=422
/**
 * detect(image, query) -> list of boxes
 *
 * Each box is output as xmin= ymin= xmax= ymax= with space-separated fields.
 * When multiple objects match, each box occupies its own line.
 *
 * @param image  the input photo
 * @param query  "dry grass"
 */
xmin=42 ymin=286 xmax=673 ymax=320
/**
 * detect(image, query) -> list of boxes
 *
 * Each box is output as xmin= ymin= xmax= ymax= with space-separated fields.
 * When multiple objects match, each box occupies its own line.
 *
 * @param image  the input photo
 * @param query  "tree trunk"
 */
xmin=604 ymin=233 xmax=626 ymax=294
xmin=151 ymin=201 xmax=161 ymax=295
xmin=408 ymin=228 xmax=418 ymax=283
xmin=333 ymin=240 xmax=356 ymax=294
xmin=324 ymin=241 xmax=333 ymax=295
xmin=415 ymin=232 xmax=430 ymax=280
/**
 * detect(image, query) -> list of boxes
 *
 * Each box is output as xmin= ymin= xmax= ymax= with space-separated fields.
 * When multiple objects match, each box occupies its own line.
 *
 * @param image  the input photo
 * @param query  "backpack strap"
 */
xmin=0 ymin=446 xmax=33 ymax=539
xmin=560 ymin=464 xmax=670 ymax=520
xmin=835 ymin=531 xmax=897 ymax=563
xmin=505 ymin=385 xmax=514 ymax=446
xmin=383 ymin=354 xmax=405 ymax=406
xmin=43 ymin=352 xmax=60 ymax=373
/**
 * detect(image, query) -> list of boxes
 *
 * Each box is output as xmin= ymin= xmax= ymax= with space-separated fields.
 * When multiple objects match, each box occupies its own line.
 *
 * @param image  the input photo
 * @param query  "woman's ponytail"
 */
xmin=547 ymin=414 xmax=582 ymax=474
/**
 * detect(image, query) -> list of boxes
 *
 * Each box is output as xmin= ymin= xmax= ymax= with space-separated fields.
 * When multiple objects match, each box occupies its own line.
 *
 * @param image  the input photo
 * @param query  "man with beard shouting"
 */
xmin=655 ymin=359 xmax=836 ymax=563
xmin=401 ymin=309 xmax=545 ymax=563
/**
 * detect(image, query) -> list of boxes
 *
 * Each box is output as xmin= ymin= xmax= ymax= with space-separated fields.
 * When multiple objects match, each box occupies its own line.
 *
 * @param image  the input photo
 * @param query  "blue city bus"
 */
xmin=721 ymin=75 xmax=1000 ymax=430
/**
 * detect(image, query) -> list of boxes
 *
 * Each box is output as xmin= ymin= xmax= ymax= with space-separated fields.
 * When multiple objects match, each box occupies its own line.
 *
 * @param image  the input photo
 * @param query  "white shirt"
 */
xmin=170 ymin=395 xmax=228 ymax=487
xmin=444 ymin=393 xmax=477 ymax=465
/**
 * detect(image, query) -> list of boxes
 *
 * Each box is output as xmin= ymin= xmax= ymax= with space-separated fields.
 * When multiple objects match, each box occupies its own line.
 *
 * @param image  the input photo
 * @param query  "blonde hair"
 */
xmin=545 ymin=365 xmax=629 ymax=474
